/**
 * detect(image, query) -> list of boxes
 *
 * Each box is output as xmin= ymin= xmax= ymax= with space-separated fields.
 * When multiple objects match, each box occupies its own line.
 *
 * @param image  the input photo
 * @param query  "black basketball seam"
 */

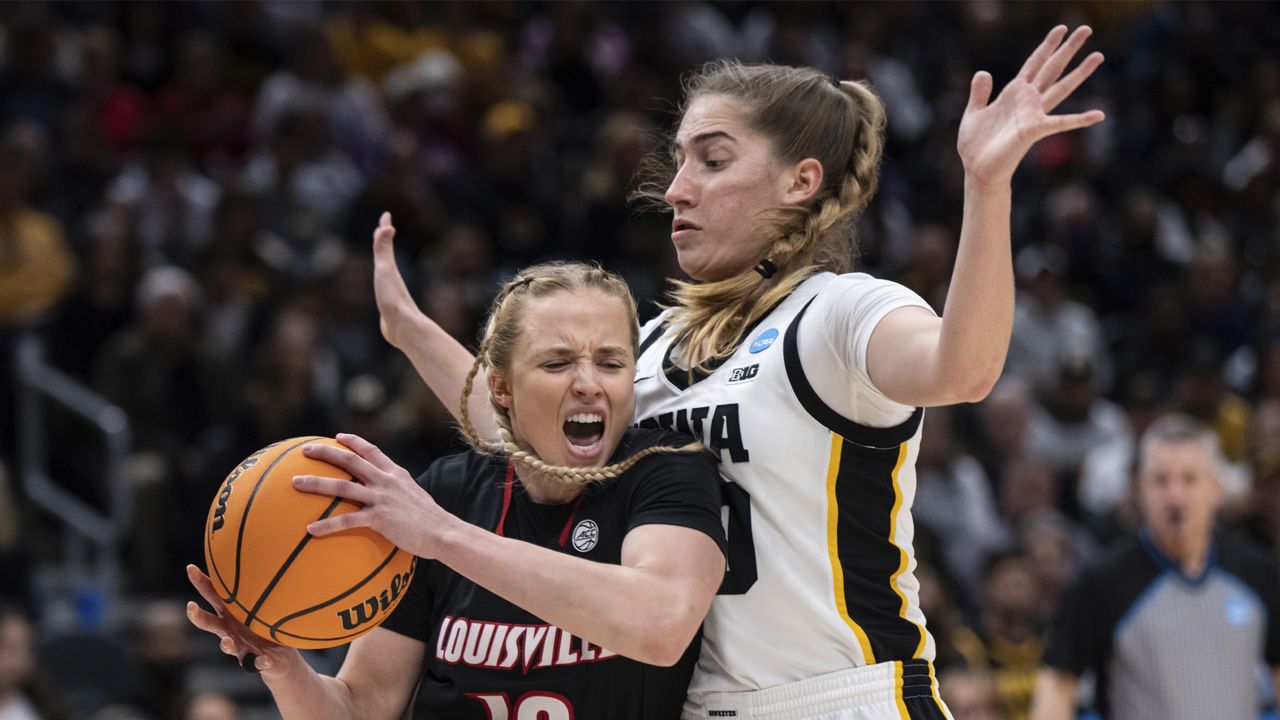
xmin=223 ymin=437 xmax=322 ymax=605
xmin=267 ymin=550 xmax=411 ymax=642
xmin=243 ymin=495 xmax=346 ymax=627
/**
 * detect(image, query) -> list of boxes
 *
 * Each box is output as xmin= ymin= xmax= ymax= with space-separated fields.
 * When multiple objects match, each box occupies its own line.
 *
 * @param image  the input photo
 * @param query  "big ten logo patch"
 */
xmin=571 ymin=520 xmax=599 ymax=553
xmin=726 ymin=364 xmax=759 ymax=385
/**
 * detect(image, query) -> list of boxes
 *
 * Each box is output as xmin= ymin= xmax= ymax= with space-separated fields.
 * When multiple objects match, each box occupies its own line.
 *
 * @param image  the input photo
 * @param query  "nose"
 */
xmin=664 ymin=163 xmax=696 ymax=209
xmin=570 ymin=364 xmax=603 ymax=398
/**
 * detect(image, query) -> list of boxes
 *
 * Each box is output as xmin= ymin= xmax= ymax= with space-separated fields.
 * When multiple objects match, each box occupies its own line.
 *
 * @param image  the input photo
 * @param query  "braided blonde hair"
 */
xmin=633 ymin=61 xmax=887 ymax=374
xmin=458 ymin=261 xmax=701 ymax=488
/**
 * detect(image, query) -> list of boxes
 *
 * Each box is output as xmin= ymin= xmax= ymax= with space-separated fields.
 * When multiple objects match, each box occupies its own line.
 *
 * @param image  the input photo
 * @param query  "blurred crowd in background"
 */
xmin=1 ymin=1 xmax=1279 ymax=719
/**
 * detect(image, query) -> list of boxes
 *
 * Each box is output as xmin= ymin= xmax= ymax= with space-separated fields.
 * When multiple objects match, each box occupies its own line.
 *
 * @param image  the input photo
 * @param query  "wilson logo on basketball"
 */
xmin=337 ymin=563 xmax=416 ymax=630
xmin=210 ymin=446 xmax=272 ymax=533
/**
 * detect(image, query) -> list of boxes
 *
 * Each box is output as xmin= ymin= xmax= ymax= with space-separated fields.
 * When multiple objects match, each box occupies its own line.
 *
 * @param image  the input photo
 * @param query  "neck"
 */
xmin=514 ymin=467 xmax=582 ymax=505
xmin=1149 ymin=527 xmax=1213 ymax=576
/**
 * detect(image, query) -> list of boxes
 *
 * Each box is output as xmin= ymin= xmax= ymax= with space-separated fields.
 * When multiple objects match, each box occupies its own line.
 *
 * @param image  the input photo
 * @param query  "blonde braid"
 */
xmin=507 ymin=440 xmax=704 ymax=488
xmin=457 ymin=335 xmax=501 ymax=455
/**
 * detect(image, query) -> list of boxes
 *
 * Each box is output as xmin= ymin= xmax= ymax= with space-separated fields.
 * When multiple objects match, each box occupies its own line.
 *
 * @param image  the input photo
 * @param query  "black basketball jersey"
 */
xmin=380 ymin=427 xmax=726 ymax=720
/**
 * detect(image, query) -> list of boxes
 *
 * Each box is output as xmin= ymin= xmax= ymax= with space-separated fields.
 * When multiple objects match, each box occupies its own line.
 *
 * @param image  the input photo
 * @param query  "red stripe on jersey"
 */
xmin=495 ymin=462 xmax=515 ymax=537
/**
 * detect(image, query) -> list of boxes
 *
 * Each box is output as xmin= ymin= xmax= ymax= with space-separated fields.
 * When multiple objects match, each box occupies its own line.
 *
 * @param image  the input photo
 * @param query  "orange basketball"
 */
xmin=203 ymin=436 xmax=416 ymax=649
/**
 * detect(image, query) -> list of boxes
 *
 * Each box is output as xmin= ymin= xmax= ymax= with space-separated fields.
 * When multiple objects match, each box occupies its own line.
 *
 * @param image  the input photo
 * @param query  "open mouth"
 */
xmin=563 ymin=412 xmax=606 ymax=458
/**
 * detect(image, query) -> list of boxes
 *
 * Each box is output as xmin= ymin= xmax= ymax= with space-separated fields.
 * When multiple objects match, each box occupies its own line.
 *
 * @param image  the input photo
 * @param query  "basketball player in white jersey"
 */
xmin=372 ymin=25 xmax=1104 ymax=719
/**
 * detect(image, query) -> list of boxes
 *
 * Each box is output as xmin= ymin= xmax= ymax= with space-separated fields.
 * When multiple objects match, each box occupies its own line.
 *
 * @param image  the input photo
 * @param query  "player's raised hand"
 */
xmin=958 ymin=25 xmax=1105 ymax=188
xmin=185 ymin=564 xmax=300 ymax=677
xmin=372 ymin=212 xmax=425 ymax=350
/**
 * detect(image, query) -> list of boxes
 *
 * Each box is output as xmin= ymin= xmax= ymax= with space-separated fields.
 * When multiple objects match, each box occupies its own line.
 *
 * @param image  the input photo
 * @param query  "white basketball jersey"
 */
xmin=634 ymin=272 xmax=936 ymax=696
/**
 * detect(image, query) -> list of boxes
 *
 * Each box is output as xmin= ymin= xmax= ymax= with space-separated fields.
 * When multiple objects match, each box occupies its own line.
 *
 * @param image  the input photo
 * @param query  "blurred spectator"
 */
xmin=968 ymin=378 xmax=1036 ymax=485
xmin=0 ymin=15 xmax=72 ymax=134
xmin=152 ymin=32 xmax=251 ymax=180
xmin=913 ymin=407 xmax=1007 ymax=601
xmin=0 ymin=605 xmax=65 ymax=720
xmin=179 ymin=691 xmax=241 ymax=720
xmin=239 ymin=307 xmax=341 ymax=448
xmin=133 ymin=601 xmax=192 ymax=720
xmin=107 ymin=127 xmax=221 ymax=271
xmin=1034 ymin=414 xmax=1280 ymax=720
xmin=0 ymin=123 xmax=75 ymax=325
xmin=1006 ymin=244 xmax=1111 ymax=395
xmin=954 ymin=551 xmax=1046 ymax=720
xmin=93 ymin=266 xmax=232 ymax=591
xmin=942 ymin=668 xmax=1008 ymax=720
xmin=240 ymin=109 xmax=356 ymax=283
xmin=250 ymin=25 xmax=388 ymax=174
xmin=47 ymin=208 xmax=137 ymax=382
xmin=1026 ymin=352 xmax=1130 ymax=513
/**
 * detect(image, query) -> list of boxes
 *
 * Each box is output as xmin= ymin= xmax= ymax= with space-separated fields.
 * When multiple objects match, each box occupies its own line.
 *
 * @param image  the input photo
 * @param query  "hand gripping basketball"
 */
xmin=294 ymin=433 xmax=455 ymax=561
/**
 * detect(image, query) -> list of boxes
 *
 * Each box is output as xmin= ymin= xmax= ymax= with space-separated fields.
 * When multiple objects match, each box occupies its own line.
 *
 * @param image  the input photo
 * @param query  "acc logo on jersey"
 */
xmin=572 ymin=520 xmax=599 ymax=552
xmin=749 ymin=328 xmax=779 ymax=353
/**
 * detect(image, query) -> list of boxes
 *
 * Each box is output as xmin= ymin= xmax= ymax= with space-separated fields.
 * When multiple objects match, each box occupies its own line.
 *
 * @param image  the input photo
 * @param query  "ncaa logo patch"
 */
xmin=572 ymin=520 xmax=599 ymax=553
xmin=749 ymin=328 xmax=779 ymax=353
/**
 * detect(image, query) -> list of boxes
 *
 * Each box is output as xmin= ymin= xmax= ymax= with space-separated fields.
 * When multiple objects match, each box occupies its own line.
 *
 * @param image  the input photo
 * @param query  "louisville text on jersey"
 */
xmin=435 ymin=616 xmax=619 ymax=672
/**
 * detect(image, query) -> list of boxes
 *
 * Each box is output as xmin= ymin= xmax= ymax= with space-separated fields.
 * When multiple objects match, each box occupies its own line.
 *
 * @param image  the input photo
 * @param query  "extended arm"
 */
xmin=299 ymin=435 xmax=725 ymax=666
xmin=866 ymin=26 xmax=1104 ymax=407
xmin=372 ymin=212 xmax=494 ymax=439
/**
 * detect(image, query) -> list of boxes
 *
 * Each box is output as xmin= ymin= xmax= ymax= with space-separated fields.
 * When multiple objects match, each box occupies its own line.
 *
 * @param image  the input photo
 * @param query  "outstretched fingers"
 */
xmin=1033 ymin=26 xmax=1093 ymax=91
xmin=187 ymin=564 xmax=227 ymax=613
xmin=967 ymin=71 xmax=994 ymax=113
xmin=1042 ymin=110 xmax=1107 ymax=136
xmin=1016 ymin=25 xmax=1068 ymax=83
xmin=1042 ymin=51 xmax=1104 ymax=112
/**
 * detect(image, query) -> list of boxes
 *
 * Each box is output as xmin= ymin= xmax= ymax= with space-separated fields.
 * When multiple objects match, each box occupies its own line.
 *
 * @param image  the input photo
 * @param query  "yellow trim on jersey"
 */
xmin=826 ymin=434 xmax=877 ymax=664
xmin=927 ymin=661 xmax=952 ymax=719
xmin=886 ymin=441 xmax=928 ymax=659
xmin=893 ymin=661 xmax=911 ymax=719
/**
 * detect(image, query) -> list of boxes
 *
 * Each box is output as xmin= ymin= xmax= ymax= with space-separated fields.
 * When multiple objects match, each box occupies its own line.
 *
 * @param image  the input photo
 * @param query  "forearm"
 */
xmin=395 ymin=312 xmax=495 ymax=440
xmin=935 ymin=178 xmax=1015 ymax=400
xmin=437 ymin=521 xmax=711 ymax=666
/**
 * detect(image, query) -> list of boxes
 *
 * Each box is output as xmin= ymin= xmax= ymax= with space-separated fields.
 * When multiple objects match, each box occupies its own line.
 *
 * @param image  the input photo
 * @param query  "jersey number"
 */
xmin=719 ymin=481 xmax=757 ymax=595
xmin=467 ymin=692 xmax=573 ymax=720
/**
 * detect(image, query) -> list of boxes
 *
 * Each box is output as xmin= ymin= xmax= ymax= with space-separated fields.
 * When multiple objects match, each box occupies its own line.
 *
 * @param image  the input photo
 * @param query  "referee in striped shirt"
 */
xmin=1030 ymin=414 xmax=1279 ymax=720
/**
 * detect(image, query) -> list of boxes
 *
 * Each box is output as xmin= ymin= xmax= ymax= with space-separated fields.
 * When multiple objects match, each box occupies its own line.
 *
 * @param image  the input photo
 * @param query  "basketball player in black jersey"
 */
xmin=185 ymin=262 xmax=726 ymax=719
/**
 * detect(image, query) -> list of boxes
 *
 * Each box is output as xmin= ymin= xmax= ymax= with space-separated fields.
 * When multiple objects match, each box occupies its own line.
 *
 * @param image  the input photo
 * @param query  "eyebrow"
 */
xmin=535 ymin=345 xmax=631 ymax=358
xmin=673 ymin=130 xmax=737 ymax=154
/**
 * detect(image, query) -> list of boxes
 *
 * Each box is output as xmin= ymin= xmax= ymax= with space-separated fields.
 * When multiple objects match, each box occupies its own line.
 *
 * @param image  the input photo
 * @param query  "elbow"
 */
xmin=958 ymin=371 xmax=1001 ymax=404
xmin=632 ymin=603 xmax=703 ymax=667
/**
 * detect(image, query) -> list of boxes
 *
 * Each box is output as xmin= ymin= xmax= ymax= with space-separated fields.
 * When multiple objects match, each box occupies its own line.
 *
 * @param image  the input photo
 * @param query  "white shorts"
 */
xmin=682 ymin=660 xmax=953 ymax=720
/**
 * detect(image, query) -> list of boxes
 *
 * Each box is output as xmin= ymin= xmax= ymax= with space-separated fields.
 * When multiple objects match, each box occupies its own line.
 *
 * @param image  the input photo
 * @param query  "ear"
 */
xmin=489 ymin=369 xmax=513 ymax=410
xmin=781 ymin=157 xmax=825 ymax=205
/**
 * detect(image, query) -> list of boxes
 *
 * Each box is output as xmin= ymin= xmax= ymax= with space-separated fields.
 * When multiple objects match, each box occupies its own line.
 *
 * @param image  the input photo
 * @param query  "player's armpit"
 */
xmin=619 ymin=524 xmax=725 ymax=666
xmin=334 ymin=627 xmax=429 ymax=720
xmin=1028 ymin=668 xmax=1079 ymax=720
